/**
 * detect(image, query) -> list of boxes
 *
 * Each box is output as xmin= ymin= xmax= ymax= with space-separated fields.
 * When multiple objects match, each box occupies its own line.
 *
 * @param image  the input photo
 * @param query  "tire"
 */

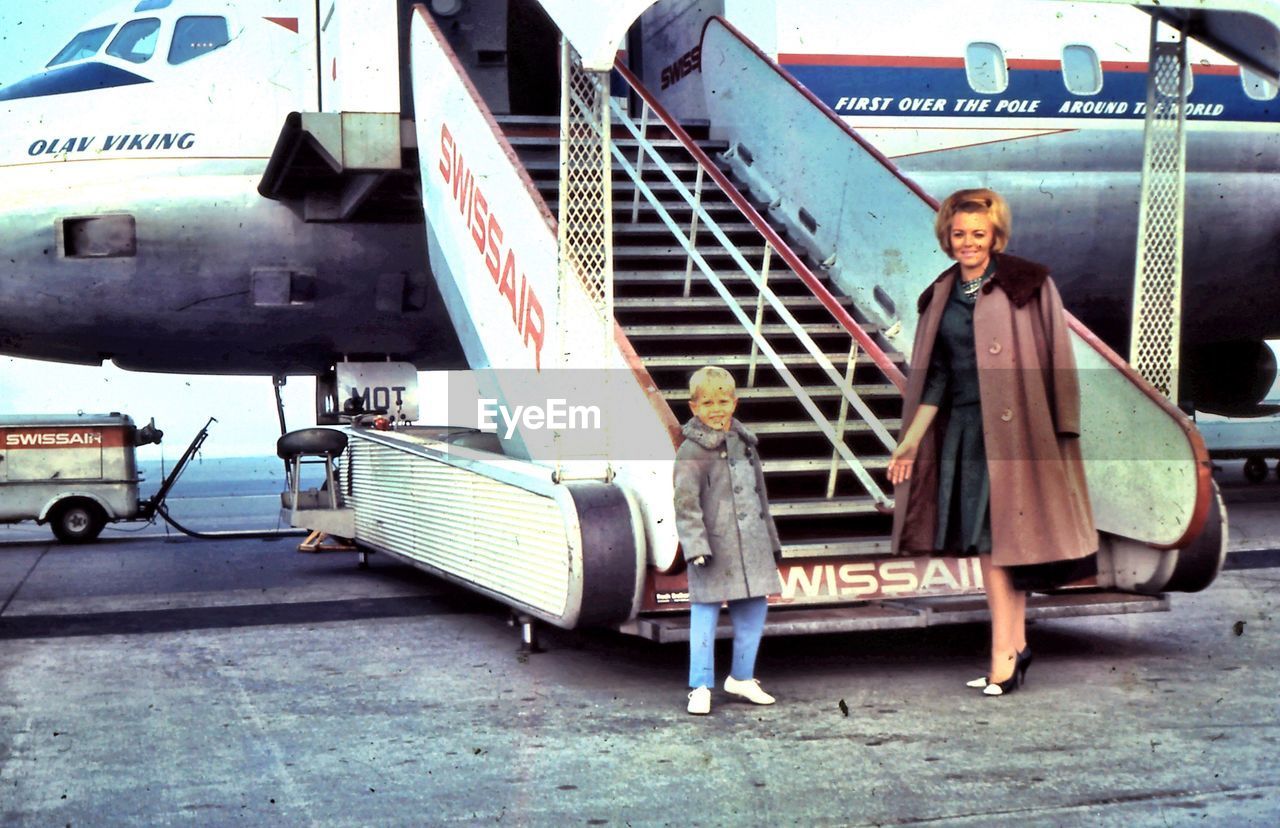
xmin=1244 ymin=457 xmax=1268 ymax=484
xmin=50 ymin=499 xmax=107 ymax=544
xmin=276 ymin=428 xmax=349 ymax=459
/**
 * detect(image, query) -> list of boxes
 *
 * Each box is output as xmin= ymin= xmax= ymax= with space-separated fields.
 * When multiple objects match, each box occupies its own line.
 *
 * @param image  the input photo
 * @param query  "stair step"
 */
xmin=627 ymin=322 xmax=873 ymax=338
xmin=506 ymin=135 xmax=727 ymax=151
xmin=740 ymin=419 xmax=903 ymax=436
xmin=762 ymin=457 xmax=890 ymax=474
xmin=615 ymin=295 xmax=852 ymax=311
xmin=661 ymin=384 xmax=898 ymax=401
xmin=547 ymin=202 xmax=746 ymax=216
xmin=771 ymin=496 xmax=882 ymax=517
xmin=615 ymin=271 xmax=811 ymax=284
xmin=611 ymin=222 xmax=759 ymax=236
xmin=614 ymin=245 xmax=773 ymax=259
xmin=780 ymin=537 xmax=893 ymax=558
xmin=640 ymin=353 xmax=899 ymax=368
xmin=522 ymin=159 xmax=709 ymax=174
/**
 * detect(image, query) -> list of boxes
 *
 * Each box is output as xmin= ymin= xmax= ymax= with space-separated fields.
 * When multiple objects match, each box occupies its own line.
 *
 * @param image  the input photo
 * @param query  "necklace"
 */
xmin=961 ymin=272 xmax=988 ymax=297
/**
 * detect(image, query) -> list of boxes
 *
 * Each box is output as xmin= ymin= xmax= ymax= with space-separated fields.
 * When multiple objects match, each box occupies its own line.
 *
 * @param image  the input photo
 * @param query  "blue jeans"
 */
xmin=688 ymin=596 xmax=768 ymax=689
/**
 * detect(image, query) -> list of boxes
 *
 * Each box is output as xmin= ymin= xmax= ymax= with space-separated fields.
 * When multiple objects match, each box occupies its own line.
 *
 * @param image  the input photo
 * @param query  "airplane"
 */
xmin=0 ymin=0 xmax=464 ymax=377
xmin=0 ymin=0 xmax=1277 ymax=418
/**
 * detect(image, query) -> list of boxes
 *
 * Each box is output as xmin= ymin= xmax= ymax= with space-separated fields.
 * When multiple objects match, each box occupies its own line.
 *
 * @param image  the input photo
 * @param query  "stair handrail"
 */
xmin=605 ymin=70 xmax=905 ymax=509
xmin=612 ymin=60 xmax=906 ymax=393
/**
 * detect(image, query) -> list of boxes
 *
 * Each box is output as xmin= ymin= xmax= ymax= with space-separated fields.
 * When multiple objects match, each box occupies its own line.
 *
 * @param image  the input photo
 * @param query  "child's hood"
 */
xmin=680 ymin=416 xmax=759 ymax=450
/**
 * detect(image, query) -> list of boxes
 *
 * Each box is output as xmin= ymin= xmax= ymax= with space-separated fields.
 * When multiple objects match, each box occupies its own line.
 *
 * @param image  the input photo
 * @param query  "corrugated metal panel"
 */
xmin=348 ymin=437 xmax=575 ymax=619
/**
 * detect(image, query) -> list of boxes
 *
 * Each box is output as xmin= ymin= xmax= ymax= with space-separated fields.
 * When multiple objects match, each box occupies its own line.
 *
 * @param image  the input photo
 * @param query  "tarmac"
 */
xmin=1 ymin=464 xmax=1278 ymax=826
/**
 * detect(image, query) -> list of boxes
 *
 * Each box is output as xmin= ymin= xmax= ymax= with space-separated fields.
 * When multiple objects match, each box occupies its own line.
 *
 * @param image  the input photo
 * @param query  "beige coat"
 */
xmin=891 ymin=253 xmax=1098 ymax=567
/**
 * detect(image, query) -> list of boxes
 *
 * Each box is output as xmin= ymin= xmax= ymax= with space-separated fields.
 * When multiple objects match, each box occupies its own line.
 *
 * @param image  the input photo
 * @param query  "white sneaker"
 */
xmin=687 ymin=686 xmax=711 ymax=715
xmin=723 ymin=676 xmax=775 ymax=705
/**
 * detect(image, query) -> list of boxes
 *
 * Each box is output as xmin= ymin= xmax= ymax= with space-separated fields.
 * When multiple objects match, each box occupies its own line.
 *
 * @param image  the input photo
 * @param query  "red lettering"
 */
xmin=439 ymin=123 xmax=453 ymax=183
xmin=451 ymin=152 xmax=467 ymax=203
xmin=523 ymin=289 xmax=544 ymax=371
xmin=485 ymin=215 xmax=503 ymax=282
xmin=438 ymin=126 xmax=547 ymax=371
xmin=499 ymin=250 xmax=520 ymax=325
xmin=470 ymin=190 xmax=488 ymax=254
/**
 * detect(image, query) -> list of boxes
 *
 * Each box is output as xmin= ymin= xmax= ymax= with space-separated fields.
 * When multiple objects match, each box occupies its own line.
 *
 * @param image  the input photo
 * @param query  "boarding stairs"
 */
xmin=506 ymin=113 xmax=906 ymax=560
xmin=325 ymin=5 xmax=1225 ymax=643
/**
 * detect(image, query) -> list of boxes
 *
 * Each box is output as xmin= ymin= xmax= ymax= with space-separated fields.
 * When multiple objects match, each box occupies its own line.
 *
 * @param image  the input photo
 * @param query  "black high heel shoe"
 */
xmin=1016 ymin=647 xmax=1033 ymax=686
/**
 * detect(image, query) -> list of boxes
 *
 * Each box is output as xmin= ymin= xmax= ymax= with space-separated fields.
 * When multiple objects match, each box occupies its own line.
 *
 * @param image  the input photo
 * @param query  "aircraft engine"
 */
xmin=1184 ymin=341 xmax=1279 ymax=417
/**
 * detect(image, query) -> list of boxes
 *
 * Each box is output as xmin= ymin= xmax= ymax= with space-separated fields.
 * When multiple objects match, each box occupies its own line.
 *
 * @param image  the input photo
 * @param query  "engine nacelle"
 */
xmin=1184 ymin=340 xmax=1279 ymax=417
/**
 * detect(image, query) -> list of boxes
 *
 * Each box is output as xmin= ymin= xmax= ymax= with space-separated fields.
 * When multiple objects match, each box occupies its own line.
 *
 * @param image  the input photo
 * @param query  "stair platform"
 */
xmin=619 ymin=591 xmax=1170 ymax=641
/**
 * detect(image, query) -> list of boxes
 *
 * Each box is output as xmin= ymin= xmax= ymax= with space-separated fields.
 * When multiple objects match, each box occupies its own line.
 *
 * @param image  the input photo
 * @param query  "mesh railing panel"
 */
xmin=557 ymin=40 xmax=613 ymax=321
xmin=1129 ymin=33 xmax=1187 ymax=401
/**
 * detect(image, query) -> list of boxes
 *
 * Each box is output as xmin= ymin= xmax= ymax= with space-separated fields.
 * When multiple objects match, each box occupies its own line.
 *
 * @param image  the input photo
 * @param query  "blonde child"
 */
xmin=673 ymin=366 xmax=783 ymax=715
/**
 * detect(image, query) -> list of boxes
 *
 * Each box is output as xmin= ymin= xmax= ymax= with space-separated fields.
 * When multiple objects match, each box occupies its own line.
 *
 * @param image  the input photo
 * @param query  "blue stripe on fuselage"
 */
xmin=0 ymin=62 xmax=151 ymax=102
xmin=782 ymin=63 xmax=1279 ymax=123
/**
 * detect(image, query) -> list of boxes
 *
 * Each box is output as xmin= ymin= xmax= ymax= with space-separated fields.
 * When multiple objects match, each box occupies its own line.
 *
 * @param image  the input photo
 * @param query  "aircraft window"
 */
xmin=965 ymin=42 xmax=1008 ymax=94
xmin=106 ymin=18 xmax=162 ymax=64
xmin=1062 ymin=45 xmax=1102 ymax=95
xmin=46 ymin=25 xmax=116 ymax=68
xmin=1241 ymin=66 xmax=1279 ymax=101
xmin=135 ymin=0 xmax=173 ymax=10
xmin=169 ymin=16 xmax=231 ymax=65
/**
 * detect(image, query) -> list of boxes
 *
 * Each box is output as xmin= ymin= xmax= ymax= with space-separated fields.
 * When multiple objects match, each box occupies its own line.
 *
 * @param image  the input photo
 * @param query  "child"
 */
xmin=673 ymin=366 xmax=783 ymax=715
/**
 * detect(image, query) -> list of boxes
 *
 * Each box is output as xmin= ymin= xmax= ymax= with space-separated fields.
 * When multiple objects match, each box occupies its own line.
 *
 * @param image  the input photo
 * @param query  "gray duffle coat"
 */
xmin=673 ymin=417 xmax=783 ymax=604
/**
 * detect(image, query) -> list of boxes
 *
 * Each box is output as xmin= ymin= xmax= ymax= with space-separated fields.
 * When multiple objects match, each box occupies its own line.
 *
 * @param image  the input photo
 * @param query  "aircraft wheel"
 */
xmin=50 ymin=499 xmax=106 ymax=544
xmin=1244 ymin=457 xmax=1268 ymax=483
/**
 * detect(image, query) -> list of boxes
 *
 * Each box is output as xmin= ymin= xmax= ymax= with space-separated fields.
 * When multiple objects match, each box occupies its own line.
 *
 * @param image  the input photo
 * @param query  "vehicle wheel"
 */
xmin=50 ymin=500 xmax=106 ymax=544
xmin=1243 ymin=457 xmax=1268 ymax=483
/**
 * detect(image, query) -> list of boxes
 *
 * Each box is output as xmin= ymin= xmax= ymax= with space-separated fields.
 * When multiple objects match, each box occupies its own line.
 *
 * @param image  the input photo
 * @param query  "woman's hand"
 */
xmin=887 ymin=439 xmax=919 ymax=486
xmin=886 ymin=405 xmax=937 ymax=487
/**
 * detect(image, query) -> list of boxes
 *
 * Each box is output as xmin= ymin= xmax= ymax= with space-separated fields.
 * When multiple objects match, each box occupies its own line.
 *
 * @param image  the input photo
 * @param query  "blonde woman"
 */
xmin=887 ymin=189 xmax=1097 ymax=695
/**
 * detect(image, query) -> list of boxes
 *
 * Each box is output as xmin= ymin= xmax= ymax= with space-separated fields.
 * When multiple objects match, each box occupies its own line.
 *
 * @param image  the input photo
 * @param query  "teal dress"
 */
xmin=919 ymin=262 xmax=995 ymax=554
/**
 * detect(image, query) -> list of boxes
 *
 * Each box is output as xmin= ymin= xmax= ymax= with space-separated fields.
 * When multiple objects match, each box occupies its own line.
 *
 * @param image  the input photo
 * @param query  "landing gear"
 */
xmin=1244 ymin=457 xmax=1270 ymax=484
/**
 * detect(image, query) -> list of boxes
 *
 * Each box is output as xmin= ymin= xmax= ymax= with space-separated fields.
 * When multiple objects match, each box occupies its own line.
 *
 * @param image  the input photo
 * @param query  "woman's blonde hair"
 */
xmin=688 ymin=365 xmax=736 ymax=401
xmin=934 ymin=188 xmax=1011 ymax=257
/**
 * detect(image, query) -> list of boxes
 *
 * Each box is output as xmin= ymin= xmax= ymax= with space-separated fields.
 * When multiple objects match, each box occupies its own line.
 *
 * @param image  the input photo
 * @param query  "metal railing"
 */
xmin=610 ymin=61 xmax=908 ymax=509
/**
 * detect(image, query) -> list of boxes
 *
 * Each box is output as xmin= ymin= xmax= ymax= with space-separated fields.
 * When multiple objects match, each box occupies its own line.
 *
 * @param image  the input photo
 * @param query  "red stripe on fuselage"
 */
xmin=778 ymin=53 xmax=963 ymax=68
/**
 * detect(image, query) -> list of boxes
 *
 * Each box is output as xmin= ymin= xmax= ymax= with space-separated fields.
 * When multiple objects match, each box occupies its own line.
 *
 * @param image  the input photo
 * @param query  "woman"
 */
xmin=886 ymin=188 xmax=1097 ymax=695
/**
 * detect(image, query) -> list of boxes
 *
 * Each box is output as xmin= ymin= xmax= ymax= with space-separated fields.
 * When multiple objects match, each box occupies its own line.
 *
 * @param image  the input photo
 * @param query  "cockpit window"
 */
xmin=47 ymin=25 xmax=116 ymax=68
xmin=106 ymin=18 xmax=162 ymax=64
xmin=168 ymin=16 xmax=231 ymax=65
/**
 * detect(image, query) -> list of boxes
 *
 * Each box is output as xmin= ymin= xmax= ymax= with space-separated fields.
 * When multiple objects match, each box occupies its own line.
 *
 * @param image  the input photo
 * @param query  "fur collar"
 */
xmin=681 ymin=416 xmax=759 ymax=450
xmin=916 ymin=252 xmax=1050 ymax=314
